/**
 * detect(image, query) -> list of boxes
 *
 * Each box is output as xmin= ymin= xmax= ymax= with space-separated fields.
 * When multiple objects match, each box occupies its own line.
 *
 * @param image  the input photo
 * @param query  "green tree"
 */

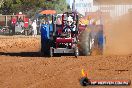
xmin=54 ymin=0 xmax=68 ymax=13
xmin=0 ymin=0 xmax=69 ymax=16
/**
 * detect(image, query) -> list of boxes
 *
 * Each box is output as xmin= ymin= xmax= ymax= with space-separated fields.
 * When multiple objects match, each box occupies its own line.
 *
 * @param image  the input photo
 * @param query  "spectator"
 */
xmin=56 ymin=17 xmax=62 ymax=25
xmin=32 ymin=20 xmax=37 ymax=37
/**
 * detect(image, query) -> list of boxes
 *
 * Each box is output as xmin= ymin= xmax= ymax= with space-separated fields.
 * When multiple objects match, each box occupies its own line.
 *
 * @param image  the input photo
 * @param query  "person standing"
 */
xmin=11 ymin=17 xmax=17 ymax=35
xmin=32 ymin=20 xmax=37 ymax=37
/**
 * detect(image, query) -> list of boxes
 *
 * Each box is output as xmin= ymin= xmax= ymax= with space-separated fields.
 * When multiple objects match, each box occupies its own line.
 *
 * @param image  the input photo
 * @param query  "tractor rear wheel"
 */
xmin=79 ymin=30 xmax=92 ymax=56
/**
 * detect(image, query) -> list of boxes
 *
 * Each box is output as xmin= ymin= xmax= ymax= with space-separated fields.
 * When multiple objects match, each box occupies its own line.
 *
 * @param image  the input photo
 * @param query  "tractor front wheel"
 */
xmin=50 ymin=47 xmax=53 ymax=57
xmin=75 ymin=47 xmax=79 ymax=57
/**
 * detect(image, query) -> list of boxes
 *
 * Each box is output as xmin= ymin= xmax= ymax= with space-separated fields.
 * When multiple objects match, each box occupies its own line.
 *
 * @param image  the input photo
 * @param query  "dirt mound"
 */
xmin=104 ymin=12 xmax=132 ymax=55
xmin=0 ymin=36 xmax=41 ymax=53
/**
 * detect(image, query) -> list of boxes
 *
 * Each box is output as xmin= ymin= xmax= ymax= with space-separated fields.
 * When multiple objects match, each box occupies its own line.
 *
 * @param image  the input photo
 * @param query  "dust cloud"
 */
xmin=104 ymin=12 xmax=132 ymax=55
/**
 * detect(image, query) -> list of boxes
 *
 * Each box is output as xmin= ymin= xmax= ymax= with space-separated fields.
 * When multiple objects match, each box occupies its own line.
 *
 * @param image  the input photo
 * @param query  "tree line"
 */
xmin=0 ymin=0 xmax=70 ymax=17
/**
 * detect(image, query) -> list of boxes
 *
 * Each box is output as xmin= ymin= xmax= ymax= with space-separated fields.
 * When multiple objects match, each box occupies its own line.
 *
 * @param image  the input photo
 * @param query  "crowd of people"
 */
xmin=13 ymin=18 xmax=39 ymax=37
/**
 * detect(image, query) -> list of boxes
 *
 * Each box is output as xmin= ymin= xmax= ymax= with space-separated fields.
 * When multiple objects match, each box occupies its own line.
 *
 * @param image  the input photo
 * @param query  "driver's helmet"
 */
xmin=67 ymin=16 xmax=73 ymax=26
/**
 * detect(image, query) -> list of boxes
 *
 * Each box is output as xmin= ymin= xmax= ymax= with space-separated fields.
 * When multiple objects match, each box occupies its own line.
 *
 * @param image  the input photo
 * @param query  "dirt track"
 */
xmin=0 ymin=36 xmax=131 ymax=88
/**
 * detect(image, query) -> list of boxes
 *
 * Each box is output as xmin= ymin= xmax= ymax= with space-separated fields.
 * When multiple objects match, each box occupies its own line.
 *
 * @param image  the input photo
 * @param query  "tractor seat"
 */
xmin=57 ymin=29 xmax=62 ymax=34
xmin=57 ymin=29 xmax=71 ymax=38
xmin=56 ymin=38 xmax=73 ymax=43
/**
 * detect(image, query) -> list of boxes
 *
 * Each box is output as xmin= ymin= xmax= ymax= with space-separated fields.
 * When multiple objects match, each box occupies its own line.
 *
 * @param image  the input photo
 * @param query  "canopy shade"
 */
xmin=39 ymin=10 xmax=56 ymax=15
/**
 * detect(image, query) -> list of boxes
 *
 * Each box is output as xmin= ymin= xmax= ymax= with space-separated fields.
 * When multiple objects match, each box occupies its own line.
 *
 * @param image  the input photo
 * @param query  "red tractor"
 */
xmin=41 ymin=11 xmax=103 ymax=57
xmin=52 ymin=12 xmax=80 ymax=57
xmin=41 ymin=12 xmax=80 ymax=57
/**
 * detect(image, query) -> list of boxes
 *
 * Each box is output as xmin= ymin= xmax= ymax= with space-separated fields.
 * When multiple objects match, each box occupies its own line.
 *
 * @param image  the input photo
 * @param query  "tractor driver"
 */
xmin=63 ymin=15 xmax=76 ymax=33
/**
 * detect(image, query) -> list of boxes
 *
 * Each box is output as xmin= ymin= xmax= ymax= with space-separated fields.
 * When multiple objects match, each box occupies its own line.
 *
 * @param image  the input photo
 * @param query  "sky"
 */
xmin=66 ymin=0 xmax=94 ymax=15
xmin=66 ymin=0 xmax=73 ymax=8
xmin=66 ymin=0 xmax=71 ymax=4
